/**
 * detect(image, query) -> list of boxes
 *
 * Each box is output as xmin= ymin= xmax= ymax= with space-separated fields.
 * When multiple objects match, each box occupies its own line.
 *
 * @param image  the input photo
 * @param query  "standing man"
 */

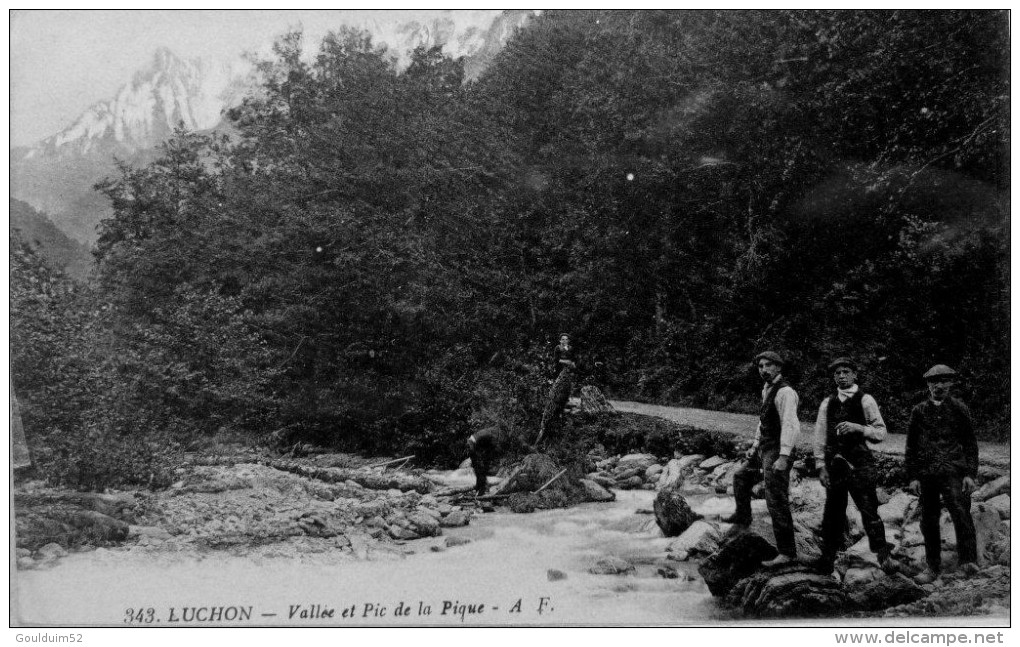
xmin=536 ymin=333 xmax=577 ymax=444
xmin=724 ymin=350 xmax=801 ymax=566
xmin=813 ymin=358 xmax=892 ymax=574
xmin=906 ymin=365 xmax=979 ymax=584
xmin=466 ymin=428 xmax=496 ymax=496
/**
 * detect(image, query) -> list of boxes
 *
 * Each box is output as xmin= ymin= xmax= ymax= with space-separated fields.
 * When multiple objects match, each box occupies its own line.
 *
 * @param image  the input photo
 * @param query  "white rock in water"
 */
xmin=439 ymin=510 xmax=470 ymax=528
xmin=675 ymin=454 xmax=706 ymax=470
xmin=617 ymin=453 xmax=658 ymax=472
xmin=699 ymin=456 xmax=727 ymax=471
xmin=35 ymin=543 xmax=68 ymax=561
xmin=973 ymin=476 xmax=1009 ymax=503
xmin=666 ymin=520 xmax=721 ymax=559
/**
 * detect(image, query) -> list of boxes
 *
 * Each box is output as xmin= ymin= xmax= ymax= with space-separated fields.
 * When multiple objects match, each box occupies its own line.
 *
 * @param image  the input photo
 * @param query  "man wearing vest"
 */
xmin=906 ymin=364 xmax=979 ymax=584
xmin=724 ymin=350 xmax=801 ymax=566
xmin=813 ymin=357 xmax=893 ymax=574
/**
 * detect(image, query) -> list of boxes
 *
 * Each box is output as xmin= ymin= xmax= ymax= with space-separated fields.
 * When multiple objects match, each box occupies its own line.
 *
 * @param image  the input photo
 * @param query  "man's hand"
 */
xmin=744 ymin=444 xmax=758 ymax=460
xmin=908 ymin=480 xmax=921 ymax=496
xmin=773 ymin=455 xmax=790 ymax=472
xmin=962 ymin=476 xmax=977 ymax=495
xmin=819 ymin=466 xmax=830 ymax=488
xmin=836 ymin=421 xmax=863 ymax=436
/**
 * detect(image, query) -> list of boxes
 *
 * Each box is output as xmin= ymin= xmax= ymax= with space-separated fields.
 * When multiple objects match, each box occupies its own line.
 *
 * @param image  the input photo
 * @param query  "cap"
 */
xmin=754 ymin=351 xmax=784 ymax=366
xmin=923 ymin=364 xmax=957 ymax=381
xmin=828 ymin=357 xmax=857 ymax=372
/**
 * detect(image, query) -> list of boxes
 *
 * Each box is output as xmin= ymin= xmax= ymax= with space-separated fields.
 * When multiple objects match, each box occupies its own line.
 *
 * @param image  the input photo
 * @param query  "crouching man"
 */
xmin=906 ymin=365 xmax=979 ymax=584
xmin=466 ymin=428 xmax=496 ymax=496
xmin=724 ymin=351 xmax=800 ymax=566
xmin=813 ymin=357 xmax=893 ymax=574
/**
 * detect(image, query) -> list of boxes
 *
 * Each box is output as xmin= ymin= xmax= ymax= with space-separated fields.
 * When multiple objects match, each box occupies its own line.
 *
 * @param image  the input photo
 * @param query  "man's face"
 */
xmin=560 ymin=335 xmax=570 ymax=346
xmin=758 ymin=359 xmax=781 ymax=382
xmin=927 ymin=378 xmax=954 ymax=401
xmin=833 ymin=367 xmax=856 ymax=389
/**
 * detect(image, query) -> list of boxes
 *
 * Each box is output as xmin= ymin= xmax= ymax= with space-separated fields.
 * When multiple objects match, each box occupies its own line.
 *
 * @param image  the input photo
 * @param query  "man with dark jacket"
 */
xmin=467 ymin=428 xmax=497 ymax=496
xmin=906 ymin=364 xmax=979 ymax=584
xmin=724 ymin=350 xmax=801 ymax=566
xmin=813 ymin=358 xmax=892 ymax=574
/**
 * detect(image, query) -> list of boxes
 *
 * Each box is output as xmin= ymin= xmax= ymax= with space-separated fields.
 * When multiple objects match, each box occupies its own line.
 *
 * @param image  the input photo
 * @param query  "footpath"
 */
xmin=609 ymin=400 xmax=1010 ymax=470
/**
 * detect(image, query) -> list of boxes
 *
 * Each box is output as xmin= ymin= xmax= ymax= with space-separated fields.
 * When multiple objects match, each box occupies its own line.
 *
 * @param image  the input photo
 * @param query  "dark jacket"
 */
xmin=905 ymin=396 xmax=978 ymax=479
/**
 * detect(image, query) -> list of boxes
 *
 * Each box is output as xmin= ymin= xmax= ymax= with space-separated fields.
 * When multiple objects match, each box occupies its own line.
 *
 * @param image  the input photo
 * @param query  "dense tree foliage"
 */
xmin=11 ymin=10 xmax=1009 ymax=488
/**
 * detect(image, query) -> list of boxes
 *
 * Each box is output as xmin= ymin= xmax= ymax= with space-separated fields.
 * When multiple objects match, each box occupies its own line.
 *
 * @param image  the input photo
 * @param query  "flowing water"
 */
xmin=14 ymin=490 xmax=729 ymax=626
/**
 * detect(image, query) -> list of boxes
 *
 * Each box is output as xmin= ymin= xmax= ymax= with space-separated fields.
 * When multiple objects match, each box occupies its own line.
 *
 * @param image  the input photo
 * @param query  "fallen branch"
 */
xmin=364 ymin=455 xmax=415 ymax=470
xmin=533 ymin=468 xmax=569 ymax=495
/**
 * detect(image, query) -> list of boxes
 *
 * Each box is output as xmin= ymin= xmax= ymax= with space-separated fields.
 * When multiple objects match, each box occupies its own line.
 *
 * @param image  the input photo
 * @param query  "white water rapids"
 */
xmin=14 ymin=490 xmax=731 ymax=626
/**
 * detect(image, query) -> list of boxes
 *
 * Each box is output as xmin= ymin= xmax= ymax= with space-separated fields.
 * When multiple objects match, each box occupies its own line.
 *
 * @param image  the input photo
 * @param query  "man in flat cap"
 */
xmin=725 ymin=350 xmax=801 ymax=566
xmin=906 ymin=364 xmax=979 ymax=584
xmin=813 ymin=358 xmax=893 ymax=574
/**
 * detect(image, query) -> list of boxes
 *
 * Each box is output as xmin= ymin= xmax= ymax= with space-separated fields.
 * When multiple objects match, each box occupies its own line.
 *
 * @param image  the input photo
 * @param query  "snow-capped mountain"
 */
xmin=11 ymin=10 xmax=534 ymax=245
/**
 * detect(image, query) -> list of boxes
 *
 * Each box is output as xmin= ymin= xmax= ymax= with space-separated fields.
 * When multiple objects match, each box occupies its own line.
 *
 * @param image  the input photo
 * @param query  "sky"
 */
xmin=9 ymin=9 xmax=503 ymax=147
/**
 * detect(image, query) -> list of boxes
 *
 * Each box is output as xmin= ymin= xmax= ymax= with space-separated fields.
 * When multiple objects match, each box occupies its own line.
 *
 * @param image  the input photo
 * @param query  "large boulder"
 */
xmin=666 ymin=520 xmax=722 ymax=560
xmin=698 ymin=527 xmax=779 ymax=597
xmin=972 ymin=476 xmax=1009 ymax=503
xmin=982 ymin=494 xmax=1010 ymax=520
xmin=699 ymin=456 xmax=728 ymax=471
xmin=972 ymin=504 xmax=1009 ymax=566
xmin=579 ymin=386 xmax=615 ymax=414
xmin=726 ymin=564 xmax=846 ymax=617
xmin=579 ymin=479 xmax=616 ymax=503
xmin=845 ymin=573 xmax=927 ymax=611
xmin=617 ymin=453 xmax=658 ymax=473
xmin=406 ymin=512 xmax=441 ymax=537
xmin=653 ymin=486 xmax=700 ymax=537
xmin=676 ymin=454 xmax=707 ymax=471
xmin=879 ymin=492 xmax=918 ymax=526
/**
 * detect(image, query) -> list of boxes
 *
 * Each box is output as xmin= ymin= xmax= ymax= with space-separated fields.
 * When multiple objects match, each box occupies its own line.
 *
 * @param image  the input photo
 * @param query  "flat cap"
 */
xmin=754 ymin=350 xmax=784 ymax=366
xmin=923 ymin=364 xmax=957 ymax=380
xmin=828 ymin=357 xmax=857 ymax=372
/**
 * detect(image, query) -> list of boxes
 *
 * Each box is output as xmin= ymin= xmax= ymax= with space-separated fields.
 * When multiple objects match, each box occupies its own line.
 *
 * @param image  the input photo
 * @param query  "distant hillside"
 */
xmin=9 ymin=198 xmax=94 ymax=281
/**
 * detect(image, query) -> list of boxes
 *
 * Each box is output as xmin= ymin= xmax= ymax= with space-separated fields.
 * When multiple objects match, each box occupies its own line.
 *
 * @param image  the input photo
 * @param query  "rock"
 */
xmin=972 ymin=504 xmax=1008 ymax=566
xmin=699 ymin=456 xmax=728 ymax=471
xmin=667 ymin=520 xmax=722 ymax=560
xmin=843 ymin=566 xmax=883 ymax=588
xmin=982 ymin=494 xmax=1010 ymax=519
xmin=589 ymin=556 xmax=634 ymax=575
xmin=579 ymin=479 xmax=616 ymax=503
xmin=656 ymin=459 xmax=685 ymax=490
xmin=879 ymin=491 xmax=918 ymax=526
xmin=388 ymin=525 xmax=420 ymax=541
xmin=16 ymin=548 xmax=31 ymax=558
xmin=407 ymin=512 xmax=442 ymax=537
xmin=653 ymin=486 xmax=700 ymax=537
xmin=624 ymin=476 xmax=644 ymax=489
xmin=547 ymin=569 xmax=568 ymax=581
xmin=131 ymin=525 xmax=172 ymax=541
xmin=727 ymin=564 xmax=846 ymax=617
xmin=751 ymin=483 xmax=766 ymax=499
xmin=416 ymin=506 xmax=443 ymax=521
xmin=430 ymin=545 xmax=446 ymax=553
xmin=439 ymin=510 xmax=470 ymax=528
xmin=846 ymin=573 xmax=927 ymax=611
xmin=35 ymin=543 xmax=68 ymax=561
xmin=876 ymin=488 xmax=892 ymax=505
xmin=698 ymin=527 xmax=779 ymax=597
xmin=645 ymin=464 xmax=664 ymax=480
xmin=445 ymin=536 xmax=471 ymax=548
xmin=617 ymin=453 xmax=658 ymax=472
xmin=676 ymin=454 xmax=707 ymax=471
xmin=973 ymin=476 xmax=1009 ymax=503
xmin=591 ymin=475 xmax=616 ymax=490
xmin=614 ymin=467 xmax=643 ymax=481
xmin=499 ymin=454 xmax=561 ymax=494
xmin=657 ymin=565 xmax=679 ymax=579
xmin=16 ymin=557 xmax=35 ymax=570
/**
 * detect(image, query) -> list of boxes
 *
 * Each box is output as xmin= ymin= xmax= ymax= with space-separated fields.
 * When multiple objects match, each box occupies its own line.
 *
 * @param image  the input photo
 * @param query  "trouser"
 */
xmin=468 ymin=442 xmax=490 ymax=495
xmin=820 ymin=463 xmax=889 ymax=565
xmin=919 ymin=475 xmax=977 ymax=572
xmin=732 ymin=443 xmax=796 ymax=557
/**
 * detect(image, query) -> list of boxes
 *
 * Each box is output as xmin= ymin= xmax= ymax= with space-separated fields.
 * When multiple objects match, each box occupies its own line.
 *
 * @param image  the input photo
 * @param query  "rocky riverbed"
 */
xmin=11 ymin=433 xmax=1011 ymax=625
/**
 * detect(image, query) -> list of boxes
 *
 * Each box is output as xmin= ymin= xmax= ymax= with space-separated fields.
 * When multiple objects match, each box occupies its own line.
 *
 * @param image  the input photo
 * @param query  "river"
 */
xmin=13 ymin=490 xmax=729 ymax=626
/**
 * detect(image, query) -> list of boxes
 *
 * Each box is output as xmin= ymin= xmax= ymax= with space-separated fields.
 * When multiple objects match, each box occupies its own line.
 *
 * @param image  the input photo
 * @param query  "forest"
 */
xmin=11 ymin=10 xmax=1009 ymax=491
